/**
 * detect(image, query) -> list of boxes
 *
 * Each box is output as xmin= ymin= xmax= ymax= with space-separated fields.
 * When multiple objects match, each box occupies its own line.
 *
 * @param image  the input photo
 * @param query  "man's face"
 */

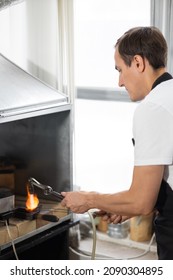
xmin=114 ymin=49 xmax=145 ymax=101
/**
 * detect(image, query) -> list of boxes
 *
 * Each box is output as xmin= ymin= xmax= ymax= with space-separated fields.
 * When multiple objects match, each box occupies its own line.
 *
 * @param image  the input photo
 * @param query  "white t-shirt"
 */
xmin=133 ymin=79 xmax=173 ymax=189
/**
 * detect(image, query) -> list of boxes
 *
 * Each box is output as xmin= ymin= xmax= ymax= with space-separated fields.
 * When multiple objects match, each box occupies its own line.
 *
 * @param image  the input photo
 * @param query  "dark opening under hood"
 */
xmin=0 ymin=54 xmax=68 ymax=122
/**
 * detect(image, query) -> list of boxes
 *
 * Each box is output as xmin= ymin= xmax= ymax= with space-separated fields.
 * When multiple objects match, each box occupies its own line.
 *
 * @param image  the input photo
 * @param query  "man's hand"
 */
xmin=61 ymin=191 xmax=96 ymax=213
xmin=92 ymin=210 xmax=130 ymax=224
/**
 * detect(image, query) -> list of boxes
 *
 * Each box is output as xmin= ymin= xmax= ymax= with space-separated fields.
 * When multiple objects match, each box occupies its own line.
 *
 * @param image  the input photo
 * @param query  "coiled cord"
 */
xmin=5 ymin=220 xmax=19 ymax=260
xmin=70 ymin=211 xmax=156 ymax=260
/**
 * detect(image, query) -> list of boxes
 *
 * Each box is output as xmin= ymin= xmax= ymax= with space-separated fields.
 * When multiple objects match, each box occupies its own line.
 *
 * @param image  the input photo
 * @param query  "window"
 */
xmin=73 ymin=0 xmax=151 ymax=193
xmin=74 ymin=0 xmax=151 ymax=88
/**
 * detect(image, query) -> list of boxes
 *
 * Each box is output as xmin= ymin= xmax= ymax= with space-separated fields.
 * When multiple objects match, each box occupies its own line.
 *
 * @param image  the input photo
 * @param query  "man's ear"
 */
xmin=133 ymin=55 xmax=145 ymax=72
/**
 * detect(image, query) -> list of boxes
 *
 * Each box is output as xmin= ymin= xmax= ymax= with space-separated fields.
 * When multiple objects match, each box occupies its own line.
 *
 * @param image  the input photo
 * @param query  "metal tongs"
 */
xmin=28 ymin=177 xmax=64 ymax=201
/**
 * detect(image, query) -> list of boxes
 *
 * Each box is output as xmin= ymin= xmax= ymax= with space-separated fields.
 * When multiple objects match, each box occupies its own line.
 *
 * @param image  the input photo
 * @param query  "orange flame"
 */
xmin=26 ymin=185 xmax=39 ymax=211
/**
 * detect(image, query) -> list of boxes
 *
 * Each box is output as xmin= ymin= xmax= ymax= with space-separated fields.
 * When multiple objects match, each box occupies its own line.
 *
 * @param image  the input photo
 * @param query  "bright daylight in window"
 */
xmin=74 ymin=0 xmax=151 ymax=193
xmin=74 ymin=0 xmax=151 ymax=88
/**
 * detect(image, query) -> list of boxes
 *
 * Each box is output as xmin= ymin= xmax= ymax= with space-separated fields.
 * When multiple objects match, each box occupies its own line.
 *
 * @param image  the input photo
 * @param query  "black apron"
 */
xmin=154 ymin=180 xmax=173 ymax=260
xmin=151 ymin=73 xmax=173 ymax=260
xmin=132 ymin=72 xmax=173 ymax=260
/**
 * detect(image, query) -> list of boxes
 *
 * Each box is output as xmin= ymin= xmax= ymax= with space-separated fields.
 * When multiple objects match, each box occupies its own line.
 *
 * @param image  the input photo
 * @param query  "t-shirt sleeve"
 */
xmin=133 ymin=102 xmax=173 ymax=166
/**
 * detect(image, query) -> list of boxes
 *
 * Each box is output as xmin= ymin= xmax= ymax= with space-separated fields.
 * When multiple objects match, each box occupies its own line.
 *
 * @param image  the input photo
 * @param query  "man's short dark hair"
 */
xmin=115 ymin=26 xmax=167 ymax=69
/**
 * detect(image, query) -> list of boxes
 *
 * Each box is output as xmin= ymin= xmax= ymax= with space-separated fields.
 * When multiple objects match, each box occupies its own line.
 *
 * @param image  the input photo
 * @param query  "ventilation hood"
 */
xmin=0 ymin=54 xmax=69 ymax=122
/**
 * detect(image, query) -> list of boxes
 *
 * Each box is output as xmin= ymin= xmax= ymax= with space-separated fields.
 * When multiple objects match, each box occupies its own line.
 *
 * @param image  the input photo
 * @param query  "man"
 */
xmin=61 ymin=27 xmax=173 ymax=260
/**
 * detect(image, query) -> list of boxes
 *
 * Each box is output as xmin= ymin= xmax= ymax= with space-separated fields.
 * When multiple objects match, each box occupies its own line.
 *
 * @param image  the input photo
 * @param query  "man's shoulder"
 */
xmin=136 ymin=79 xmax=173 ymax=114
